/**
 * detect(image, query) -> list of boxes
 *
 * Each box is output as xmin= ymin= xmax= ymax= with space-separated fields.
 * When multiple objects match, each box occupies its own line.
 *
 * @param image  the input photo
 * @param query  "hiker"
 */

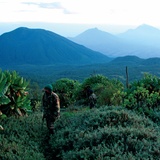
xmin=42 ymin=84 xmax=60 ymax=134
xmin=85 ymin=86 xmax=97 ymax=109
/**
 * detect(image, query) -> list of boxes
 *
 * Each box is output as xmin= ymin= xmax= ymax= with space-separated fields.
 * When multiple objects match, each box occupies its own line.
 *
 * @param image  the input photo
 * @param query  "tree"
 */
xmin=52 ymin=78 xmax=80 ymax=108
xmin=75 ymin=74 xmax=124 ymax=107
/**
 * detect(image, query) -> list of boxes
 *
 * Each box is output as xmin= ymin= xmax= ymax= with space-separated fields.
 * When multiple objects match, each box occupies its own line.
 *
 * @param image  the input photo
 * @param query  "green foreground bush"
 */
xmin=1 ymin=106 xmax=160 ymax=160
xmin=0 ymin=113 xmax=46 ymax=160
xmin=50 ymin=106 xmax=160 ymax=160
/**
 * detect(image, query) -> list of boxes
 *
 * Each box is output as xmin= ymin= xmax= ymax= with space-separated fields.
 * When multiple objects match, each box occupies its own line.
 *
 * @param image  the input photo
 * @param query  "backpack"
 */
xmin=89 ymin=93 xmax=97 ymax=100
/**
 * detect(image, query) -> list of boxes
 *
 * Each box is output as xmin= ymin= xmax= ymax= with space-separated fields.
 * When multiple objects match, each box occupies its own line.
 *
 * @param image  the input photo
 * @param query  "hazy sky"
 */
xmin=0 ymin=0 xmax=160 ymax=36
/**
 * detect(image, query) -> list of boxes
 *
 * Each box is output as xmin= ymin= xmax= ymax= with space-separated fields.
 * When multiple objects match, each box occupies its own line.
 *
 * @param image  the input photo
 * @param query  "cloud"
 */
xmin=39 ymin=2 xmax=63 ymax=9
xmin=22 ymin=2 xmax=73 ymax=14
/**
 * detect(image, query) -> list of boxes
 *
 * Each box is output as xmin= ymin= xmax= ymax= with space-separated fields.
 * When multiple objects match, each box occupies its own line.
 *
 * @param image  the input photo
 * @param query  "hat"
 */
xmin=44 ymin=84 xmax=53 ymax=92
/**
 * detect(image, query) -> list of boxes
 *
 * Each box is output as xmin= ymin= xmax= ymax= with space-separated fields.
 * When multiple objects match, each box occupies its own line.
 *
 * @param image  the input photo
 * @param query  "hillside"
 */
xmin=68 ymin=28 xmax=127 ymax=57
xmin=0 ymin=27 xmax=111 ymax=65
xmin=69 ymin=24 xmax=160 ymax=58
xmin=2 ymin=56 xmax=160 ymax=88
xmin=68 ymin=28 xmax=120 ymax=47
xmin=109 ymin=55 xmax=144 ymax=65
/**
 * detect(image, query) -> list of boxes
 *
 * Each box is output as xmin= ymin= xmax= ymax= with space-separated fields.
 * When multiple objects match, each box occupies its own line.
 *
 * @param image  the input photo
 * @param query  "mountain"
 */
xmin=0 ymin=27 xmax=111 ymax=66
xmin=69 ymin=28 xmax=119 ymax=46
xmin=69 ymin=24 xmax=160 ymax=58
xmin=68 ymin=28 xmax=127 ymax=57
xmin=118 ymin=24 xmax=160 ymax=48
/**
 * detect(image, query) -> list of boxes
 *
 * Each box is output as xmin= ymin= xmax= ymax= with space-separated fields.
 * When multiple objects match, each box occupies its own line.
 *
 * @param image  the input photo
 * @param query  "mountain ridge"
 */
xmin=68 ymin=27 xmax=126 ymax=57
xmin=69 ymin=24 xmax=160 ymax=58
xmin=117 ymin=24 xmax=160 ymax=46
xmin=0 ymin=27 xmax=111 ymax=65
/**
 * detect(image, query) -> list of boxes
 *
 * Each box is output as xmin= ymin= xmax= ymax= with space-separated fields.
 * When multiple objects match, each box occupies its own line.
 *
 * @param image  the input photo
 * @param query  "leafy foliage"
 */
xmin=123 ymin=74 xmax=160 ymax=112
xmin=52 ymin=78 xmax=80 ymax=108
xmin=75 ymin=74 xmax=124 ymax=107
xmin=0 ymin=113 xmax=45 ymax=160
xmin=0 ymin=70 xmax=31 ymax=117
xmin=50 ymin=106 xmax=160 ymax=159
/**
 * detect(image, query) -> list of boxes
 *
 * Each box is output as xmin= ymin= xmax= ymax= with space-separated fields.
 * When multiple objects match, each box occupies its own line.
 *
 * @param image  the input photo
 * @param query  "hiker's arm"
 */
xmin=53 ymin=93 xmax=60 ymax=118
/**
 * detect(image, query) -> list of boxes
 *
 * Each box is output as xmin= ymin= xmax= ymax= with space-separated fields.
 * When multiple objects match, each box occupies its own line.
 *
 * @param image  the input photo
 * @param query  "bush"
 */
xmin=49 ymin=106 xmax=160 ymax=159
xmin=52 ymin=78 xmax=80 ymax=108
xmin=0 ymin=113 xmax=46 ymax=160
xmin=75 ymin=74 xmax=124 ymax=107
xmin=123 ymin=74 xmax=160 ymax=110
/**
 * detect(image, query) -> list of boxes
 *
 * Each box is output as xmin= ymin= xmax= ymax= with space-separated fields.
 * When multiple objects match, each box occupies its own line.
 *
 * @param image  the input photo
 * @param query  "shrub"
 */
xmin=0 ymin=113 xmax=46 ymax=160
xmin=123 ymin=74 xmax=160 ymax=122
xmin=75 ymin=74 xmax=124 ymax=107
xmin=49 ymin=106 xmax=160 ymax=159
xmin=52 ymin=78 xmax=80 ymax=108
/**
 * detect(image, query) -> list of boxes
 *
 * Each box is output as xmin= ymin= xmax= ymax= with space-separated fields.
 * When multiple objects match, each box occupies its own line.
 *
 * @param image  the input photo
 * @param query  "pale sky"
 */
xmin=0 ymin=0 xmax=160 ymax=36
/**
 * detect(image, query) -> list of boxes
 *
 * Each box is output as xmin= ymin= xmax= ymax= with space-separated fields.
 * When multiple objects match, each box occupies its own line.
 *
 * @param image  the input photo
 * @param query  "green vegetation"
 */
xmin=74 ymin=75 xmax=124 ymax=107
xmin=2 ymin=56 xmax=160 ymax=88
xmin=1 ymin=107 xmax=159 ymax=160
xmin=0 ymin=70 xmax=31 ymax=117
xmin=50 ymin=106 xmax=160 ymax=159
xmin=52 ymin=78 xmax=80 ymax=108
xmin=123 ymin=73 xmax=160 ymax=124
xmin=0 ymin=113 xmax=46 ymax=160
xmin=1 ymin=69 xmax=160 ymax=159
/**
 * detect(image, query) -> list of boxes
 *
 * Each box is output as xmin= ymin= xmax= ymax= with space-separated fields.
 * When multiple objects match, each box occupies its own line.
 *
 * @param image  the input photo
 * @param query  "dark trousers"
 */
xmin=46 ymin=115 xmax=56 ymax=134
xmin=89 ymin=99 xmax=96 ymax=109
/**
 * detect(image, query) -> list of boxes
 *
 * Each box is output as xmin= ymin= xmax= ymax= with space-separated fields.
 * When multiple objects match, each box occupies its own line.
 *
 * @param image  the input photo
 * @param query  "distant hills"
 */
xmin=69 ymin=24 xmax=160 ymax=58
xmin=118 ymin=24 xmax=160 ymax=47
xmin=0 ymin=27 xmax=111 ymax=66
xmin=3 ymin=55 xmax=160 ymax=88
